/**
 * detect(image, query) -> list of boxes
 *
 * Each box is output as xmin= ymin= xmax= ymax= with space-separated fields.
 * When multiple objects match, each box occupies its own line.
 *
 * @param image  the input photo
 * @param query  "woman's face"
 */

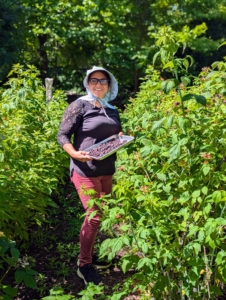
xmin=87 ymin=71 xmax=109 ymax=99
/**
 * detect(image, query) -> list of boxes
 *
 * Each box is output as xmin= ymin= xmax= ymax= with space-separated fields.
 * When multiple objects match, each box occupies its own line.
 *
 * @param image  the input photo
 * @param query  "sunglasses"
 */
xmin=89 ymin=78 xmax=109 ymax=85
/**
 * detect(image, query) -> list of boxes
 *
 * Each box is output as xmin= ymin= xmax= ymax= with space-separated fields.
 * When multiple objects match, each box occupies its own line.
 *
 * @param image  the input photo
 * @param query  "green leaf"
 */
xmin=87 ymin=199 xmax=95 ymax=209
xmin=185 ymin=55 xmax=194 ymax=67
xmin=182 ymin=93 xmax=206 ymax=106
xmin=213 ymin=191 xmax=222 ymax=203
xmin=140 ymin=146 xmax=151 ymax=157
xmin=2 ymin=286 xmax=18 ymax=297
xmin=2 ymin=295 xmax=11 ymax=300
xmin=216 ymin=217 xmax=226 ymax=226
xmin=153 ymin=51 xmax=160 ymax=65
xmin=163 ymin=185 xmax=171 ymax=193
xmin=208 ymin=238 xmax=216 ymax=249
xmin=47 ymin=201 xmax=59 ymax=208
xmin=163 ymin=61 xmax=174 ymax=69
xmin=198 ymin=230 xmax=205 ymax=242
xmin=203 ymin=166 xmax=210 ymax=175
xmin=141 ymin=138 xmax=152 ymax=146
xmin=0 ymin=245 xmax=8 ymax=255
xmin=17 ymin=89 xmax=26 ymax=101
xmin=181 ymin=93 xmax=195 ymax=101
xmin=24 ymin=273 xmax=37 ymax=288
xmin=88 ymin=210 xmax=98 ymax=221
xmin=152 ymin=144 xmax=160 ymax=153
xmin=202 ymin=186 xmax=208 ymax=195
xmin=166 ymin=115 xmax=174 ymax=127
xmin=142 ymin=118 xmax=149 ymax=129
xmin=177 ymin=117 xmax=188 ymax=134
xmin=151 ymin=118 xmax=165 ymax=131
xmin=0 ymin=134 xmax=7 ymax=140
xmin=15 ymin=269 xmax=25 ymax=284
xmin=215 ymin=251 xmax=226 ymax=265
xmin=142 ymin=243 xmax=149 ymax=253
xmin=210 ymin=286 xmax=223 ymax=296
xmin=187 ymin=225 xmax=199 ymax=237
xmin=121 ymin=258 xmax=133 ymax=273
xmin=193 ymin=94 xmax=206 ymax=106
xmin=10 ymin=248 xmax=20 ymax=261
xmin=122 ymin=236 xmax=130 ymax=247
xmin=180 ymin=76 xmax=191 ymax=86
xmin=26 ymin=269 xmax=39 ymax=275
xmin=203 ymin=203 xmax=212 ymax=216
xmin=183 ymin=59 xmax=189 ymax=70
xmin=192 ymin=242 xmax=201 ymax=255
xmin=169 ymin=143 xmax=181 ymax=160
xmin=179 ymin=137 xmax=189 ymax=146
xmin=157 ymin=173 xmax=167 ymax=181
xmin=50 ymin=286 xmax=65 ymax=295
xmin=218 ymin=41 xmax=226 ymax=49
xmin=161 ymin=79 xmax=180 ymax=94
xmin=111 ymin=291 xmax=127 ymax=300
xmin=112 ymin=238 xmax=123 ymax=254
xmin=0 ymin=152 xmax=4 ymax=162
xmin=137 ymin=257 xmax=153 ymax=269
xmin=160 ymin=48 xmax=168 ymax=64
xmin=192 ymin=190 xmax=200 ymax=198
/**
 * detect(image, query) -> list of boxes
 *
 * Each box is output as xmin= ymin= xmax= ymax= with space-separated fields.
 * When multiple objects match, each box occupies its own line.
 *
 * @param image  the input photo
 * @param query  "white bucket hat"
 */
xmin=83 ymin=66 xmax=118 ymax=101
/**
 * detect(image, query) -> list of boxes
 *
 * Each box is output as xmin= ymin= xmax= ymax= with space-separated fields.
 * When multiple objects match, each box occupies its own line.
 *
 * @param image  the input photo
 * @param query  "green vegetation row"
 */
xmin=97 ymin=36 xmax=226 ymax=299
xmin=0 ymin=65 xmax=70 ymax=298
xmin=0 ymin=30 xmax=226 ymax=299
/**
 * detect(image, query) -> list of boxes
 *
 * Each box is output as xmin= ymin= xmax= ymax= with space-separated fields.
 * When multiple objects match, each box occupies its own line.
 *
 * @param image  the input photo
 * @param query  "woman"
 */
xmin=57 ymin=66 xmax=122 ymax=285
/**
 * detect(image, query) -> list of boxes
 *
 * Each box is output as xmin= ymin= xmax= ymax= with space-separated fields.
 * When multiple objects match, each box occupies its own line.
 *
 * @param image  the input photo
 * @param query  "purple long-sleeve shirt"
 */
xmin=57 ymin=99 xmax=122 ymax=177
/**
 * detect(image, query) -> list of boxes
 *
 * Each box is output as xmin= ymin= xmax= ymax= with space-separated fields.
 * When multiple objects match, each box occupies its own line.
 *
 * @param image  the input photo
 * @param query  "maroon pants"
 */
xmin=71 ymin=171 xmax=112 ymax=266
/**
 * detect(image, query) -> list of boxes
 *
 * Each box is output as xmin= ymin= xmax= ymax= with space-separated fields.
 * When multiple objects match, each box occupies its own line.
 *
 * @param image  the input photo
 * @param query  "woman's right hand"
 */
xmin=72 ymin=151 xmax=92 ymax=162
xmin=62 ymin=143 xmax=92 ymax=162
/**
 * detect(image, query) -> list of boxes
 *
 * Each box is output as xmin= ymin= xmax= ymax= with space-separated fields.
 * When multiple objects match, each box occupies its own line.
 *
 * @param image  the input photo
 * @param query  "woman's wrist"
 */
xmin=63 ymin=143 xmax=78 ymax=158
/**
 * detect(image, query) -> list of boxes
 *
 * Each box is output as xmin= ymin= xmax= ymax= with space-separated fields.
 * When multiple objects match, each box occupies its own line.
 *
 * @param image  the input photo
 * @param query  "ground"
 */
xmin=14 ymin=250 xmax=140 ymax=299
xmin=13 ymin=232 xmax=140 ymax=300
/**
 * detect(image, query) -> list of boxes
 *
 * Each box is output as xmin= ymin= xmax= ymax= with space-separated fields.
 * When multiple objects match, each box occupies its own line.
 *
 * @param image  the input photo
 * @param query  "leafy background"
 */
xmin=0 ymin=0 xmax=226 ymax=299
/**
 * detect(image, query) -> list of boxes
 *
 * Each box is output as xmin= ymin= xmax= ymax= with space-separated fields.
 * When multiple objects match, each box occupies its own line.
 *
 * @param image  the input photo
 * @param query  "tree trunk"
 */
xmin=38 ymin=34 xmax=48 ymax=83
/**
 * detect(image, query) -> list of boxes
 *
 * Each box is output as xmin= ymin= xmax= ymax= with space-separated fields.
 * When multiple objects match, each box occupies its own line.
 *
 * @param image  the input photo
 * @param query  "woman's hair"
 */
xmin=88 ymin=70 xmax=111 ymax=83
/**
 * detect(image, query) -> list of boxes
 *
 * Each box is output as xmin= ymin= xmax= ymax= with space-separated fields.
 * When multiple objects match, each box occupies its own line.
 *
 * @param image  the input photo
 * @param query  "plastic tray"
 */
xmin=84 ymin=134 xmax=134 ymax=160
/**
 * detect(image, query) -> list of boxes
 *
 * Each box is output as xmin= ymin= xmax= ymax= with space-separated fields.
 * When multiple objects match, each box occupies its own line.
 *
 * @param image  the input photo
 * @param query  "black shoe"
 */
xmin=77 ymin=264 xmax=103 ymax=285
xmin=77 ymin=254 xmax=112 ymax=269
xmin=92 ymin=254 xmax=112 ymax=269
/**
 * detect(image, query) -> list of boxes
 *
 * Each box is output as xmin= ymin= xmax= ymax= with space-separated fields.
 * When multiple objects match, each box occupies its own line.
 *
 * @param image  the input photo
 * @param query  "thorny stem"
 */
xmin=128 ymin=215 xmax=145 ymax=258
xmin=171 ymin=166 xmax=180 ymax=177
xmin=203 ymin=246 xmax=211 ymax=300
xmin=179 ymin=280 xmax=185 ymax=300
xmin=215 ymin=156 xmax=226 ymax=171
xmin=143 ymin=167 xmax=151 ymax=182
xmin=166 ymin=270 xmax=173 ymax=299
xmin=151 ymin=219 xmax=172 ymax=298
xmin=210 ymin=204 xmax=226 ymax=288
xmin=210 ymin=205 xmax=226 ymax=267
xmin=0 ymin=265 xmax=12 ymax=284
xmin=177 ymin=87 xmax=185 ymax=114
xmin=173 ymin=66 xmax=185 ymax=115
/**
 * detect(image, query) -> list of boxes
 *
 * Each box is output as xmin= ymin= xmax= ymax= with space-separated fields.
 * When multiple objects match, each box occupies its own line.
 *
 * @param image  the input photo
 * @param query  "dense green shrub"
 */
xmin=0 ymin=64 xmax=68 ymax=239
xmin=98 ymin=39 xmax=226 ymax=298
